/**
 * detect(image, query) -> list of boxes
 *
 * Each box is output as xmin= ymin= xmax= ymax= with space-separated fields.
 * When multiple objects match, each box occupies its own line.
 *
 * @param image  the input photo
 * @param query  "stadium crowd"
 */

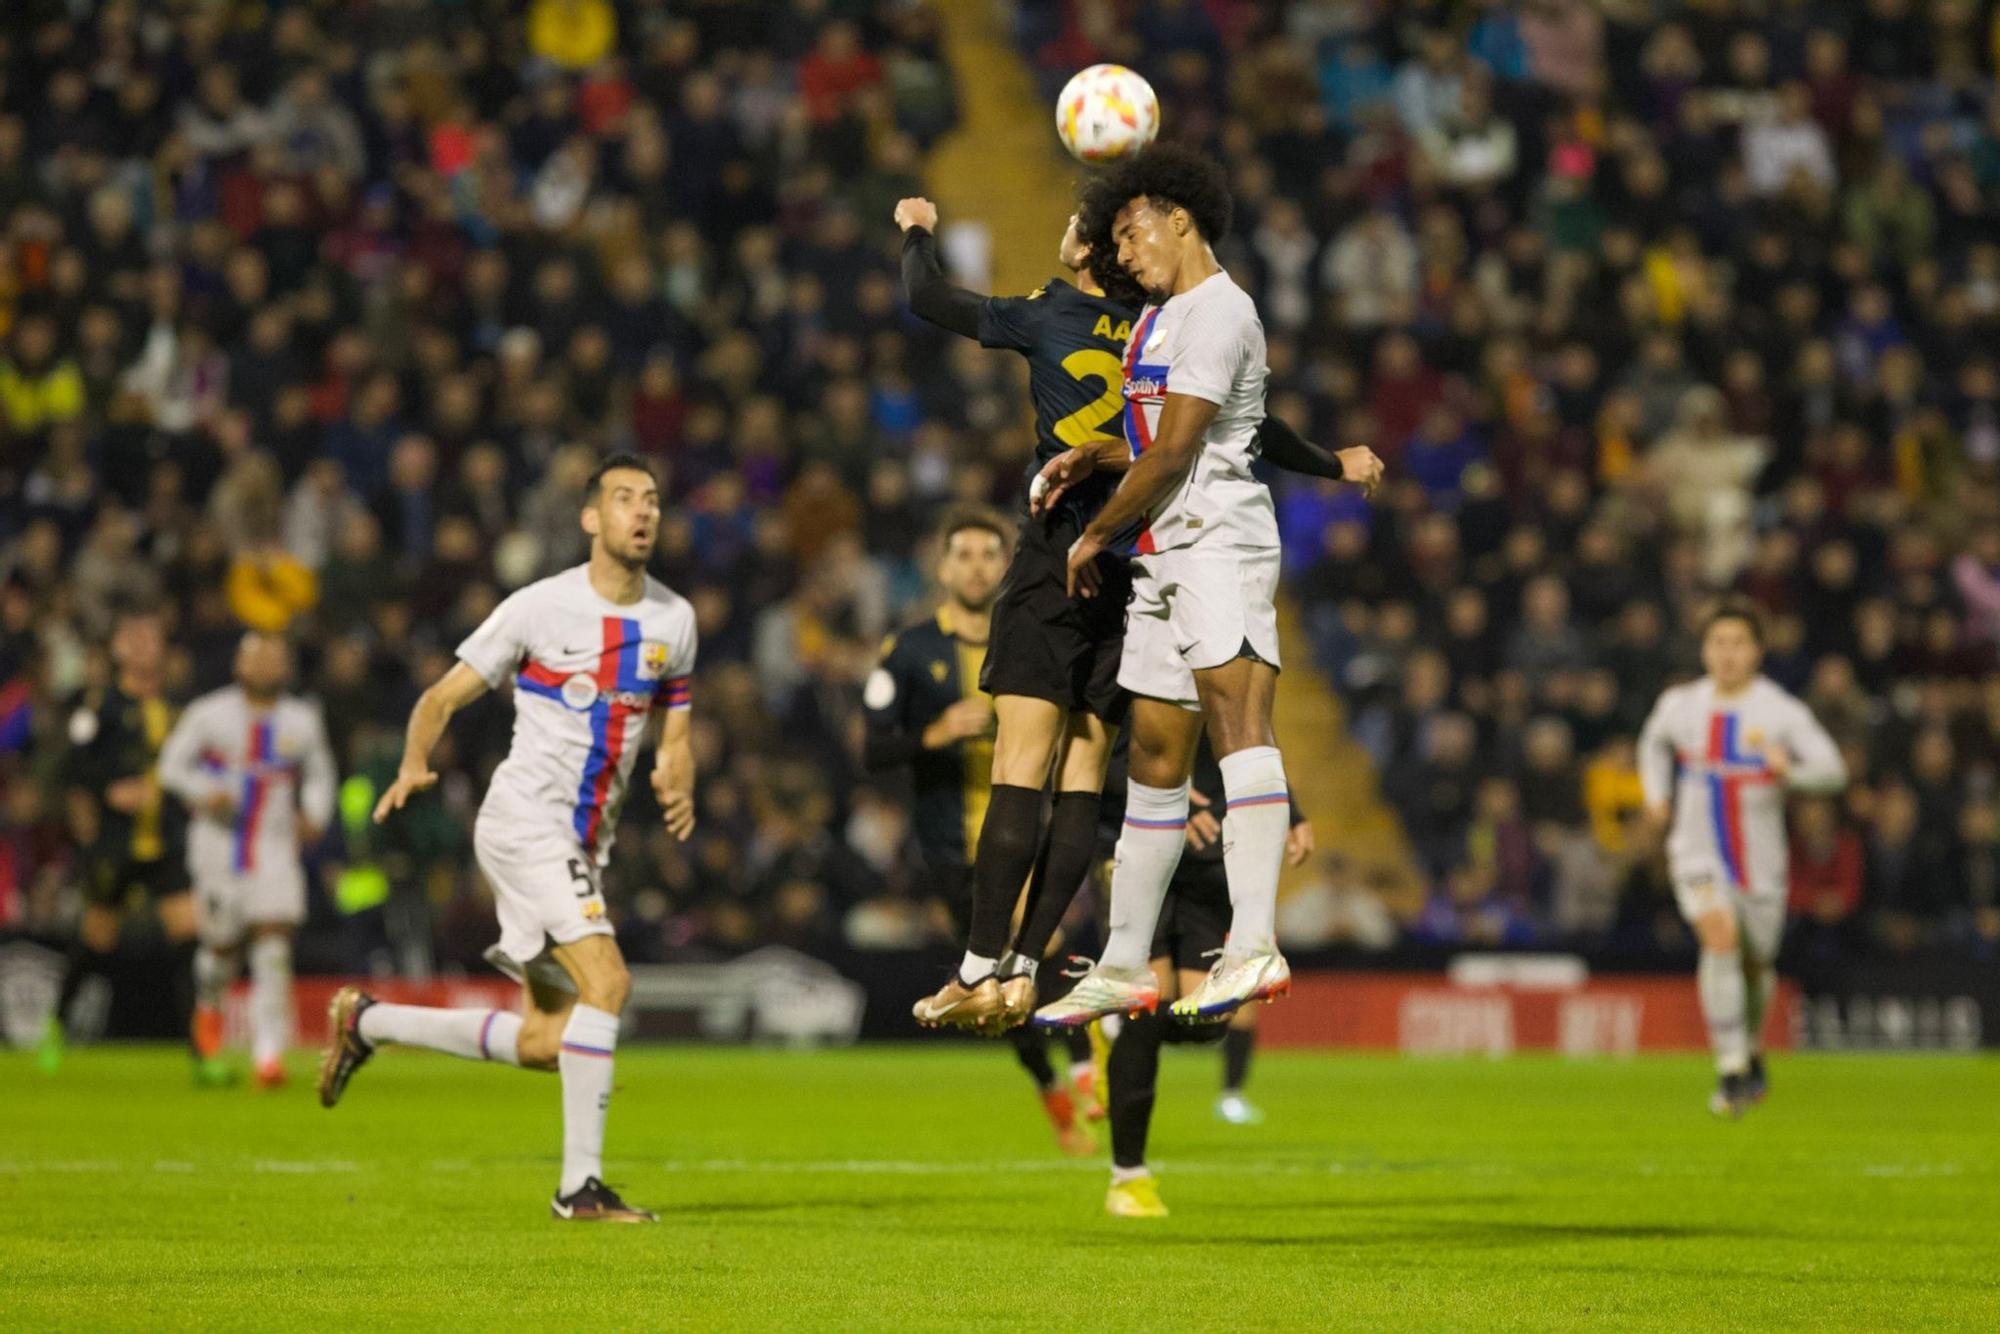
xmin=1 ymin=0 xmax=1996 ymax=985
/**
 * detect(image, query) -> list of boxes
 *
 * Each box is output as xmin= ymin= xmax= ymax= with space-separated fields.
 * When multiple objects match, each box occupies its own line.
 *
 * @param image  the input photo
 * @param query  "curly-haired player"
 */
xmin=1032 ymin=143 xmax=1382 ymax=1028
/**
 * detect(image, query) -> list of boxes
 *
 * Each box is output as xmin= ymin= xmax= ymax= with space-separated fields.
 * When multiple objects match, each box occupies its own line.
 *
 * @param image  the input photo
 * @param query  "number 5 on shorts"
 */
xmin=566 ymin=858 xmax=597 ymax=898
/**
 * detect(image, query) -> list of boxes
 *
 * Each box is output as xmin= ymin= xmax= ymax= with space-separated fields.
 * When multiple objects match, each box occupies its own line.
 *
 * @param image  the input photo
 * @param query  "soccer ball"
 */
xmin=1055 ymin=64 xmax=1160 ymax=163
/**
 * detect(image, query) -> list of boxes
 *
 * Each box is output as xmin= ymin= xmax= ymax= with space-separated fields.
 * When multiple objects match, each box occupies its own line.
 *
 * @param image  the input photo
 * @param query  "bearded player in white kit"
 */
xmin=317 ymin=453 xmax=696 ymax=1223
xmin=158 ymin=632 xmax=337 ymax=1088
xmin=1031 ymin=144 xmax=1382 ymax=1028
xmin=1639 ymin=600 xmax=1846 ymax=1118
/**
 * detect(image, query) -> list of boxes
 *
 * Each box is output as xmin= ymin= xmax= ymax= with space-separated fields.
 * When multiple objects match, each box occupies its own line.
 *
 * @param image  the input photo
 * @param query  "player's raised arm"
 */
xmin=896 ymin=198 xmax=984 ymax=339
xmin=373 ymin=662 xmax=490 ymax=823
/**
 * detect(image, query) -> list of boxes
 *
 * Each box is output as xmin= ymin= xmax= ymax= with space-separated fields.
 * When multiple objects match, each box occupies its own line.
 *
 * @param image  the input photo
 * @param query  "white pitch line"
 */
xmin=252 ymin=1159 xmax=360 ymax=1174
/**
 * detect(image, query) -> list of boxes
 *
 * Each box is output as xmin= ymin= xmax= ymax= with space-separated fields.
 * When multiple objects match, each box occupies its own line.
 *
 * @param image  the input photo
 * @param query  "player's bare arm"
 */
xmin=1066 ymin=391 xmax=1220 ymax=597
xmin=650 ymin=706 xmax=697 ymax=841
xmin=373 ymin=662 xmax=491 ymax=823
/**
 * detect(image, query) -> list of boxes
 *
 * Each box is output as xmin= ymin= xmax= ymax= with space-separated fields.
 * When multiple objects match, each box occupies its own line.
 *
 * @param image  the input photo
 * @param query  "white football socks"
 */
xmin=558 ymin=1004 xmax=621 ymax=1195
xmin=955 ymin=951 xmax=999 ymax=983
xmin=247 ymin=935 xmax=293 ymax=1067
xmin=1218 ymin=746 xmax=1289 ymax=954
xmin=359 ymin=1003 xmax=523 ymax=1066
xmin=1698 ymin=948 xmax=1749 ymax=1076
xmin=1098 ymin=780 xmax=1190 ymax=971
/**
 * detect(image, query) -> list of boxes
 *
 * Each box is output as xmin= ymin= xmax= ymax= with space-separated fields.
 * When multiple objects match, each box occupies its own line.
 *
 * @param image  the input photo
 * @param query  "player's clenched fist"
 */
xmin=893 ymin=197 xmax=938 ymax=232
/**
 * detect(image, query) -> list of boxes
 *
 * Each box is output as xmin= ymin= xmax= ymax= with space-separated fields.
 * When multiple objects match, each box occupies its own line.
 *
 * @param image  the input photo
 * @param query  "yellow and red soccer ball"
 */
xmin=1055 ymin=64 xmax=1160 ymax=163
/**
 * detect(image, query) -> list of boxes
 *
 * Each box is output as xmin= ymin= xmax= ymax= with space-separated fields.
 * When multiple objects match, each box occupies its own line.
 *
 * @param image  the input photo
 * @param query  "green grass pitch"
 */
xmin=4 ymin=1043 xmax=1997 ymax=1330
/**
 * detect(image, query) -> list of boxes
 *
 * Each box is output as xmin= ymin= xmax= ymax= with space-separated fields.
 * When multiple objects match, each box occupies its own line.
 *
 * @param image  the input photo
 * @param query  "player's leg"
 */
xmin=188 ymin=876 xmax=242 ymax=1085
xmin=1217 ymin=1006 xmax=1264 ymax=1125
xmin=1062 ymin=1024 xmax=1104 ymax=1119
xmin=1686 ymin=885 xmax=1752 ymax=1117
xmin=152 ymin=870 xmax=204 ymax=1068
xmin=545 ymin=933 xmax=653 ymax=1221
xmin=1006 ymin=1021 xmax=1095 ymax=1155
xmin=1173 ymin=655 xmax=1292 ymax=1019
xmin=239 ymin=866 xmax=311 ymax=1087
xmin=914 ymin=696 xmax=1066 ymax=1028
xmin=42 ymin=891 xmax=121 ymax=1072
xmin=1034 ymin=699 xmax=1201 ymax=1027
xmin=245 ymin=924 xmax=296 ymax=1087
xmin=966 ymin=695 xmax=1066 ymax=971
xmin=1106 ymin=959 xmax=1222 ymax=1219
xmin=321 ymin=982 xmax=529 ymax=1093
xmin=318 ymin=828 xmax=560 ymax=1105
xmin=1009 ymin=709 xmax=1118 ymax=970
xmin=1739 ymin=894 xmax=1786 ymax=1105
xmin=191 ymin=940 xmax=238 ymax=1062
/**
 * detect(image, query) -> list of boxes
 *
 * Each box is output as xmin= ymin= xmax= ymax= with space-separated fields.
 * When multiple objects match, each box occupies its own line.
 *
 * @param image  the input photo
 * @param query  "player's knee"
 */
xmin=1695 ymin=911 xmax=1738 ymax=954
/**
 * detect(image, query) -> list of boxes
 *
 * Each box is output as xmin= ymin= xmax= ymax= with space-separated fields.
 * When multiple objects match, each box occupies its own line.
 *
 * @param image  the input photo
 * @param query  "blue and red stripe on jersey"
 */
xmin=572 ymin=617 xmax=649 ymax=854
xmin=515 ymin=658 xmax=569 ymax=702
xmin=1704 ymin=713 xmax=1772 ymax=889
xmin=1120 ymin=307 xmax=1166 ymax=556
xmin=234 ymin=718 xmax=274 ymax=872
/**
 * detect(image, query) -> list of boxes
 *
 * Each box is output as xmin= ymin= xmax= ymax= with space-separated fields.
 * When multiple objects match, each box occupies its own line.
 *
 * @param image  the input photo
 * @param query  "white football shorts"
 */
xmin=1117 ymin=543 xmax=1282 ymax=711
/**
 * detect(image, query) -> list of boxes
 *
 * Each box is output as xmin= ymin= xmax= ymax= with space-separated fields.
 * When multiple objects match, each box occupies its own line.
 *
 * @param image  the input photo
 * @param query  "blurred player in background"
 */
xmin=1096 ymin=734 xmax=1312 ymax=1217
xmin=1035 ymin=144 xmax=1381 ymax=1029
xmin=1639 ymin=601 xmax=1847 ymax=1117
xmin=158 ymin=632 xmax=337 ymax=1089
xmin=41 ymin=607 xmax=204 ymax=1079
xmin=897 ymin=195 xmax=1365 ymax=1032
xmin=320 ymin=454 xmax=695 ymax=1223
xmin=864 ymin=509 xmax=1104 ymax=1152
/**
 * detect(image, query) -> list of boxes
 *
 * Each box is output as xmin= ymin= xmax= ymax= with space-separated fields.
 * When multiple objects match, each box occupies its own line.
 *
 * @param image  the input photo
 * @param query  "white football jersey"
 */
xmin=1119 ymin=269 xmax=1276 ymax=553
xmin=158 ymin=686 xmax=337 ymax=881
xmin=457 ymin=565 xmax=697 ymax=862
xmin=1638 ymin=675 xmax=1846 ymax=897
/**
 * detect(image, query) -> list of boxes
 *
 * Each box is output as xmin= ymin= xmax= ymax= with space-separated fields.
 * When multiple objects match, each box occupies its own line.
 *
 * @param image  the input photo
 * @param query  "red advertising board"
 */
xmin=1257 ymin=972 xmax=1798 ymax=1055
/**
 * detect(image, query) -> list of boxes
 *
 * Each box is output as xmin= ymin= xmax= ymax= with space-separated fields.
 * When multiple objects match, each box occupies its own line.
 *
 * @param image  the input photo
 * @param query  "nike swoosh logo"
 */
xmin=561 ymin=646 xmax=589 ymax=656
xmin=551 ymin=1200 xmax=574 ymax=1219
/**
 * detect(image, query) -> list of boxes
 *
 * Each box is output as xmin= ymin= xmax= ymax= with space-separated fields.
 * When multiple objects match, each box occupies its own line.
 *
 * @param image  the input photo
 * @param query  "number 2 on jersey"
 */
xmin=1052 ymin=349 xmax=1126 ymax=447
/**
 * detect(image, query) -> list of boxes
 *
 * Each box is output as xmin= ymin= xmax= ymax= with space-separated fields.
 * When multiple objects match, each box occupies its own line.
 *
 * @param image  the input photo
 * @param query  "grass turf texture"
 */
xmin=3 ymin=1046 xmax=1996 ymax=1330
